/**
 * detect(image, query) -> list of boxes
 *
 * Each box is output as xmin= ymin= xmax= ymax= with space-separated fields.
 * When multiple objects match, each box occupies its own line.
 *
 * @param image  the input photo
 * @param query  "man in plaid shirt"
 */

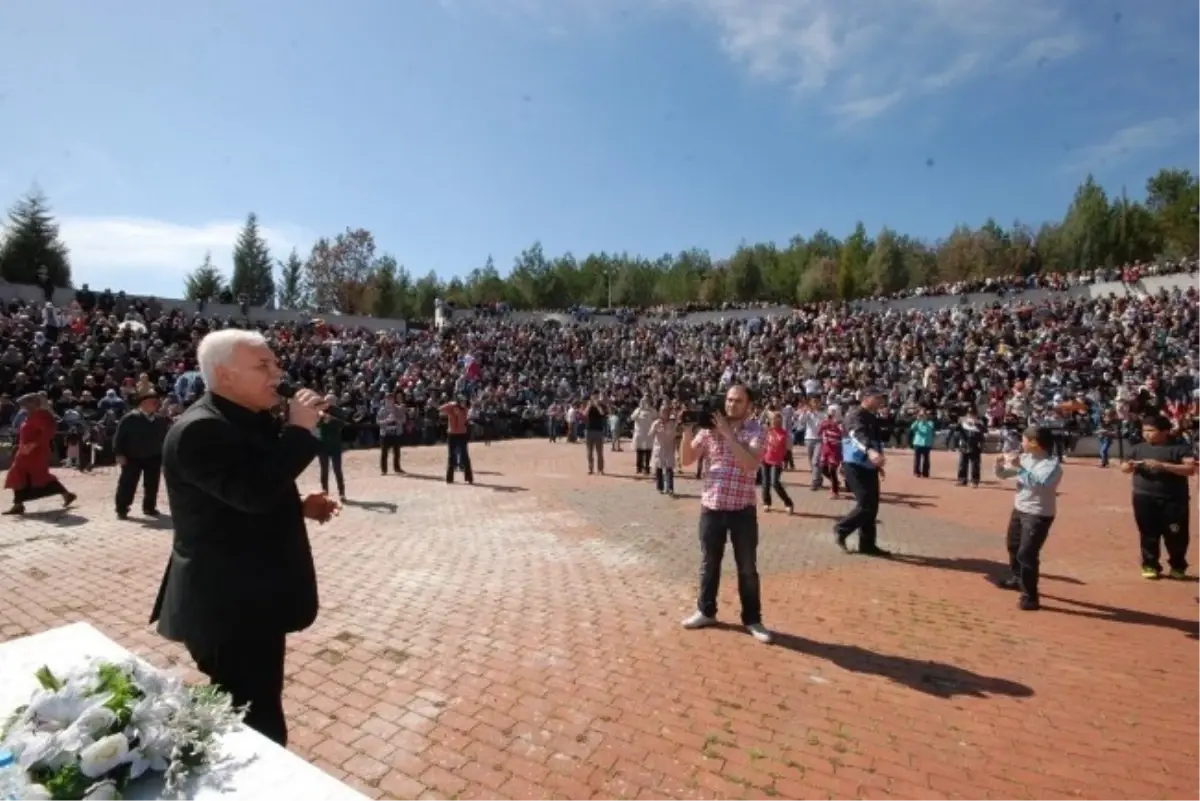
xmin=680 ymin=384 xmax=772 ymax=643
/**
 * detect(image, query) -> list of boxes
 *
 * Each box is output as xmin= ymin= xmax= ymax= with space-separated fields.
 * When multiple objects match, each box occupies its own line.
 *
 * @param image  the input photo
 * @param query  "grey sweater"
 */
xmin=995 ymin=453 xmax=1063 ymax=517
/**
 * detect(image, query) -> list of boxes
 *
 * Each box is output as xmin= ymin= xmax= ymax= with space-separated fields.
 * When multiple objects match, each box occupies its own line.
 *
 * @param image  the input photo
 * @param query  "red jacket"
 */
xmin=4 ymin=408 xmax=57 ymax=491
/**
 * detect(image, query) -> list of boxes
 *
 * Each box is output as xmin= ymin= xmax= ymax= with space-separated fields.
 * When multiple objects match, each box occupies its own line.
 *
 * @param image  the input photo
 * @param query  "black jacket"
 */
xmin=113 ymin=411 xmax=170 ymax=461
xmin=150 ymin=392 xmax=320 ymax=646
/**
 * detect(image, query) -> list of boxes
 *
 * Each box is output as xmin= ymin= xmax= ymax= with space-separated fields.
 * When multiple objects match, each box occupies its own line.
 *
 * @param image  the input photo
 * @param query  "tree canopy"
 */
xmin=0 ymin=189 xmax=72 ymax=288
xmin=229 ymin=212 xmax=276 ymax=306
xmin=4 ymin=167 xmax=1196 ymax=318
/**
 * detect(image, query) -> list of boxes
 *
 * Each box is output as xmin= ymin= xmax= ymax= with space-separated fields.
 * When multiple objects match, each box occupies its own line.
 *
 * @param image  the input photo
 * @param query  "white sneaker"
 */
xmin=681 ymin=611 xmax=717 ymax=629
xmin=746 ymin=624 xmax=774 ymax=644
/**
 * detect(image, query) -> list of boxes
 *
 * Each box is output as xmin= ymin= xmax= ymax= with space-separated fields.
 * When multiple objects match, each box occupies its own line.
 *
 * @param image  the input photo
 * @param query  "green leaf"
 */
xmin=34 ymin=665 xmax=63 ymax=691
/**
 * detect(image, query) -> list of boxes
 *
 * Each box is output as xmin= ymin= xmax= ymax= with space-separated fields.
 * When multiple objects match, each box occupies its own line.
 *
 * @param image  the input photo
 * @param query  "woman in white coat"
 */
xmin=649 ymin=405 xmax=679 ymax=496
xmin=631 ymin=397 xmax=657 ymax=475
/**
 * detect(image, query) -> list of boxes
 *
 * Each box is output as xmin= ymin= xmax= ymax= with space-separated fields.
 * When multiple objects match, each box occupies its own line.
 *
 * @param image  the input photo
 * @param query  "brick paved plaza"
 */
xmin=1 ymin=441 xmax=1196 ymax=800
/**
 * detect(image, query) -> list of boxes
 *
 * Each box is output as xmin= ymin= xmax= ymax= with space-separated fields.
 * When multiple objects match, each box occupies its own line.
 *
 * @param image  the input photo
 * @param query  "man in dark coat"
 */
xmin=113 ymin=389 xmax=171 ymax=519
xmin=834 ymin=388 xmax=890 ymax=556
xmin=150 ymin=329 xmax=338 ymax=746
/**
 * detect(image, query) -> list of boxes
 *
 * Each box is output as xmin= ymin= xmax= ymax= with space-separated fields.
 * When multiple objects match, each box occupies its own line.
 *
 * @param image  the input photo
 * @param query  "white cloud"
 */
xmin=684 ymin=0 xmax=1086 ymax=122
xmin=55 ymin=216 xmax=311 ymax=297
xmin=1064 ymin=116 xmax=1199 ymax=175
xmin=442 ymin=0 xmax=1091 ymax=123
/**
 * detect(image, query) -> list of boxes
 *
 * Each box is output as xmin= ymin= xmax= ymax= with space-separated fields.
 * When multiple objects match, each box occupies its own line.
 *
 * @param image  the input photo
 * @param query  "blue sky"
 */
xmin=0 ymin=0 xmax=1196 ymax=298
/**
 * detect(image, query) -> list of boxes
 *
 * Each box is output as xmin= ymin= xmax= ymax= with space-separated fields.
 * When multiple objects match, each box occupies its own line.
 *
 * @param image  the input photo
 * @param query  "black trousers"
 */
xmin=115 ymin=457 xmax=161 ymax=513
xmin=1132 ymin=494 xmax=1190 ymax=573
xmin=1005 ymin=509 xmax=1054 ymax=600
xmin=318 ymin=450 xmax=345 ymax=497
xmin=835 ymin=465 xmax=880 ymax=549
xmin=761 ymin=464 xmax=793 ymax=508
xmin=187 ymin=633 xmax=288 ymax=746
xmin=380 ymin=434 xmax=402 ymax=473
xmin=697 ymin=507 xmax=761 ymax=625
xmin=635 ymin=449 xmax=652 ymax=474
xmin=956 ymin=452 xmax=981 ymax=485
xmin=912 ymin=447 xmax=931 ymax=477
xmin=446 ymin=433 xmax=473 ymax=483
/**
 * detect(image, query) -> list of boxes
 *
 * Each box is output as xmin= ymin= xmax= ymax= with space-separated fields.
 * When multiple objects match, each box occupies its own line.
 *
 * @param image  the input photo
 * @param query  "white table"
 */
xmin=0 ymin=623 xmax=367 ymax=800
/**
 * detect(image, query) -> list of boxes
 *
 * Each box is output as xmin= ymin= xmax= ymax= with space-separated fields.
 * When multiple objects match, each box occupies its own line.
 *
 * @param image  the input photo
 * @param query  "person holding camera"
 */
xmin=834 ymin=388 xmax=890 ymax=556
xmin=679 ymin=384 xmax=772 ymax=644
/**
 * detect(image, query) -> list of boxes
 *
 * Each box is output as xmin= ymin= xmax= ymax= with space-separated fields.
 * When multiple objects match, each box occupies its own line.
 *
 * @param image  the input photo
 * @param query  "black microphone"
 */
xmin=276 ymin=381 xmax=351 ymax=422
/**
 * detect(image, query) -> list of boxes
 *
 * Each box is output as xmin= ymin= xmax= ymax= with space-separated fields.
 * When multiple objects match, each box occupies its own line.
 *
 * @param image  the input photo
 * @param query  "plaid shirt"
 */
xmin=693 ymin=421 xmax=763 ymax=511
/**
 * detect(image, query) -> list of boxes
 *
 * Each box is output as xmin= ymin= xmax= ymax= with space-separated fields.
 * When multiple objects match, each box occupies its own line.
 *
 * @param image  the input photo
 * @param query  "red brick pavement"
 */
xmin=1 ymin=441 xmax=1196 ymax=800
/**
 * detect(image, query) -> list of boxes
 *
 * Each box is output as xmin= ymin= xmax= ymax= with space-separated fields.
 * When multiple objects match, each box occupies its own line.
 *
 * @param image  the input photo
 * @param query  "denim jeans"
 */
xmin=446 ymin=433 xmax=473 ymax=483
xmin=761 ymin=464 xmax=793 ymax=508
xmin=697 ymin=507 xmax=762 ymax=625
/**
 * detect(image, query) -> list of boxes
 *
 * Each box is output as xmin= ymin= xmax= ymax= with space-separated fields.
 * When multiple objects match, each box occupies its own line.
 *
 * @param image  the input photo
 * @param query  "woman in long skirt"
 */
xmin=4 ymin=394 xmax=77 ymax=515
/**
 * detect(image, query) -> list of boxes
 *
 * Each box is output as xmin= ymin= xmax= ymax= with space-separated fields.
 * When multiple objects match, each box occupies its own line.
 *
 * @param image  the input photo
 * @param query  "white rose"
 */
xmin=83 ymin=780 xmax=120 ymax=800
xmin=78 ymin=733 xmax=130 ymax=778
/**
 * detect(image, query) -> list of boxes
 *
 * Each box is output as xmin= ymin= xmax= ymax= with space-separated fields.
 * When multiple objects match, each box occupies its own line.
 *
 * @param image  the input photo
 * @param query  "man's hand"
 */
xmin=1140 ymin=459 xmax=1163 ymax=472
xmin=1120 ymin=461 xmax=1137 ymax=474
xmin=868 ymin=450 xmax=886 ymax=468
xmin=116 ymin=455 xmax=127 ymax=466
xmin=712 ymin=413 xmax=733 ymax=439
xmin=287 ymin=389 xmax=325 ymax=431
xmin=301 ymin=492 xmax=339 ymax=524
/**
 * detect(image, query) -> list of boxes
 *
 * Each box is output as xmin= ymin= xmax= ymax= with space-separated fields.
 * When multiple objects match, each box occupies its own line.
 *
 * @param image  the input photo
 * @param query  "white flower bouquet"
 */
xmin=1 ymin=659 xmax=246 ymax=800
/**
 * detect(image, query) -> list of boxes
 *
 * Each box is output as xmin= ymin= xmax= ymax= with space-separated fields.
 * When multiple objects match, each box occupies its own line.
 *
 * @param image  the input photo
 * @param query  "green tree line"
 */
xmin=2 ymin=168 xmax=1196 ymax=319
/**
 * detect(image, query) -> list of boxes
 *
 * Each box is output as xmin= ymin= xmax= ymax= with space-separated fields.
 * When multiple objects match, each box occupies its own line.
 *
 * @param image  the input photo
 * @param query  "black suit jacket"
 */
xmin=150 ymin=392 xmax=320 ymax=646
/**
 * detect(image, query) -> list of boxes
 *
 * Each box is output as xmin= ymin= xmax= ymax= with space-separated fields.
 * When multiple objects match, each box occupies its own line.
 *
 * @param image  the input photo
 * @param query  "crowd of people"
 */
xmin=0 ymin=263 xmax=1197 ymax=486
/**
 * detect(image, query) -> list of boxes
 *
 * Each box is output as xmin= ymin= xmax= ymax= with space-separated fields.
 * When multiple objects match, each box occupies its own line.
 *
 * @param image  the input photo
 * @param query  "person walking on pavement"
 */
xmin=679 ymin=384 xmax=772 ymax=643
xmin=649 ymin=404 xmax=678 ymax=496
xmin=632 ymin=397 xmax=656 ymax=476
xmin=760 ymin=411 xmax=794 ymax=513
xmin=1122 ymin=414 xmax=1197 ymax=580
xmin=377 ymin=392 xmax=405 ymax=475
xmin=994 ymin=427 xmax=1063 ymax=610
xmin=440 ymin=395 xmax=474 ymax=484
xmin=955 ymin=408 xmax=986 ymax=487
xmin=796 ymin=397 xmax=825 ymax=490
xmin=316 ymin=394 xmax=347 ymax=500
xmin=584 ymin=393 xmax=607 ymax=475
xmin=833 ymin=388 xmax=890 ymax=556
xmin=113 ymin=389 xmax=170 ymax=519
xmin=909 ymin=408 xmax=935 ymax=478
xmin=3 ymin=393 xmax=77 ymax=516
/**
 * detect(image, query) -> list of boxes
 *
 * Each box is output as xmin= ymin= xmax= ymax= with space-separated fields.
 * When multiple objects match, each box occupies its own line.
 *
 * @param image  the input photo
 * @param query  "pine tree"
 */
xmin=183 ymin=251 xmax=227 ymax=301
xmin=0 ymin=189 xmax=72 ymax=287
xmin=230 ymin=212 xmax=275 ymax=306
xmin=277 ymin=248 xmax=307 ymax=309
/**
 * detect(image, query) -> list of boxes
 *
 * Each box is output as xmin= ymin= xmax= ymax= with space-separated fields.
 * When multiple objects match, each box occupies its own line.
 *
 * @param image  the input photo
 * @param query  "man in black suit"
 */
xmin=150 ymin=329 xmax=338 ymax=746
xmin=113 ymin=389 xmax=170 ymax=519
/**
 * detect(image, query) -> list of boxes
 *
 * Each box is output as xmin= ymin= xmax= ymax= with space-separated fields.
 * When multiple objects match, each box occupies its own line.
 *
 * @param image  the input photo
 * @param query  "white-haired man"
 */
xmin=150 ymin=329 xmax=337 ymax=746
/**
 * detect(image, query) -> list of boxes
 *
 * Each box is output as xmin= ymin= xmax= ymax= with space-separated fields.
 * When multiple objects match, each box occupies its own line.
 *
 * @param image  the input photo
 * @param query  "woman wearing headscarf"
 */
xmin=3 ymin=393 xmax=77 ymax=515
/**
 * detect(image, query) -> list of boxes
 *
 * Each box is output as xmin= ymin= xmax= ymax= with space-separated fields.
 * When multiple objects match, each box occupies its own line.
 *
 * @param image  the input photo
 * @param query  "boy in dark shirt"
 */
xmin=954 ymin=409 xmax=987 ymax=487
xmin=1122 ymin=415 xmax=1197 ymax=580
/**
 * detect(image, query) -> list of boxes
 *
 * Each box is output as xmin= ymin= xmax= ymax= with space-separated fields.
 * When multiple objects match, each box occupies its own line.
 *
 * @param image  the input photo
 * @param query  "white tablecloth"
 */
xmin=0 ymin=623 xmax=367 ymax=800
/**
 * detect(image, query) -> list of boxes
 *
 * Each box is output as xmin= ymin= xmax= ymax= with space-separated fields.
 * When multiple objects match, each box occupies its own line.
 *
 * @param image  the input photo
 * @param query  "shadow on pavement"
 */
xmin=762 ymin=628 xmax=1036 ymax=699
xmin=1040 ymin=594 xmax=1200 ymax=638
xmin=890 ymin=554 xmax=1086 ymax=586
